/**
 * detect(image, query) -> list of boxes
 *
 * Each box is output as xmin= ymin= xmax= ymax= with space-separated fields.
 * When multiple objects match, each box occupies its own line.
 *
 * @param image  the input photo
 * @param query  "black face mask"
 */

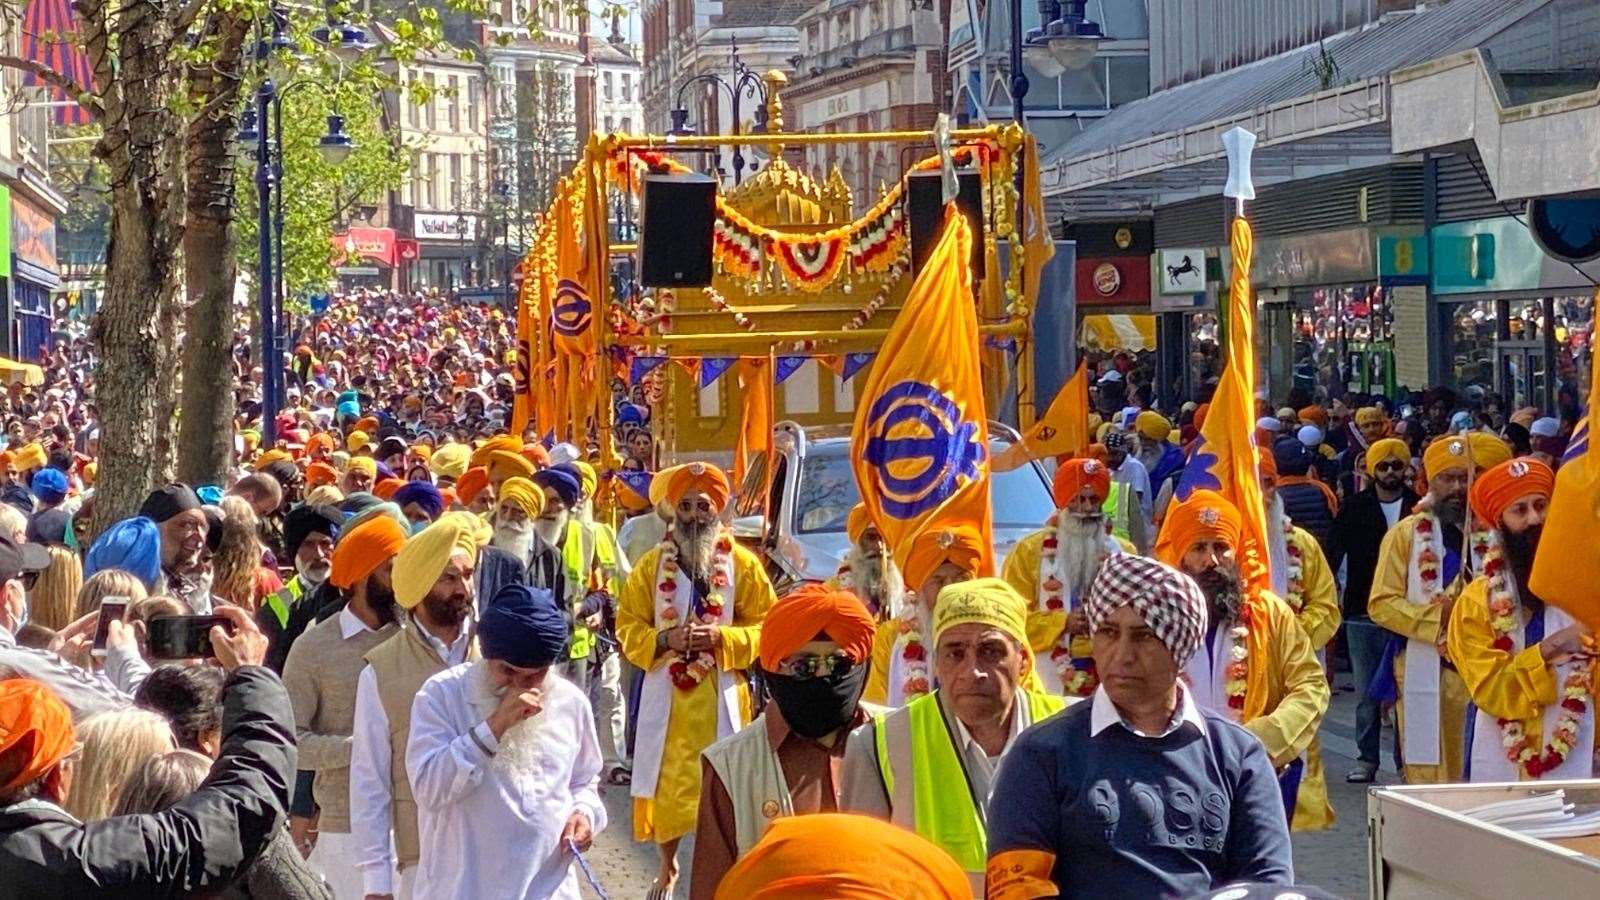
xmin=764 ymin=663 xmax=869 ymax=740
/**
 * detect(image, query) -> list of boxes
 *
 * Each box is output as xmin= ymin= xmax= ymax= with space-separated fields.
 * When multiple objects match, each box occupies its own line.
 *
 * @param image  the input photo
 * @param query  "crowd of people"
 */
xmin=0 ymin=285 xmax=1592 ymax=899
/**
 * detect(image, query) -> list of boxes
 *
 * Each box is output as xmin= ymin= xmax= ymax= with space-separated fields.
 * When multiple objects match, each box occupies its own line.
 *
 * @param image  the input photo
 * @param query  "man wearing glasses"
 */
xmin=1329 ymin=437 xmax=1418 ymax=783
xmin=688 ymin=585 xmax=877 ymax=899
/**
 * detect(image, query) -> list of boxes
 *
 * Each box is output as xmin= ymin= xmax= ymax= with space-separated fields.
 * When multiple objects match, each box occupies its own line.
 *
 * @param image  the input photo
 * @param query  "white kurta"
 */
xmin=406 ymin=665 xmax=608 ymax=900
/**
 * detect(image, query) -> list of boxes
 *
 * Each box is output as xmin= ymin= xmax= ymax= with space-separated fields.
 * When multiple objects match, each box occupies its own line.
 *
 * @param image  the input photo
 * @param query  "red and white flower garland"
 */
xmin=897 ymin=604 xmax=931 ymax=701
xmin=1035 ymin=513 xmax=1098 ymax=697
xmin=1223 ymin=620 xmax=1250 ymax=713
xmin=656 ymin=534 xmax=733 ymax=691
xmin=1480 ymin=540 xmax=1594 ymax=778
xmin=1282 ymin=519 xmax=1306 ymax=614
xmin=1411 ymin=514 xmax=1494 ymax=608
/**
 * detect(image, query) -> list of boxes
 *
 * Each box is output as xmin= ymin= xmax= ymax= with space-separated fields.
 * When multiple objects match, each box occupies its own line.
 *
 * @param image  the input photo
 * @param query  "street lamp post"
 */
xmin=667 ymin=43 xmax=770 ymax=185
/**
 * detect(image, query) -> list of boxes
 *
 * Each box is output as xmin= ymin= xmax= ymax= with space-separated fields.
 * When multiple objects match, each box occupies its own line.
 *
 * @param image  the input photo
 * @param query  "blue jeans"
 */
xmin=1345 ymin=618 xmax=1390 ymax=765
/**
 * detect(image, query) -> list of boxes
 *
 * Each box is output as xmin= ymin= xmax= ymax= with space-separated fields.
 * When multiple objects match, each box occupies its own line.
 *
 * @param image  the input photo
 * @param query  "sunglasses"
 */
xmin=770 ymin=651 xmax=856 ymax=681
xmin=1374 ymin=460 xmax=1406 ymax=473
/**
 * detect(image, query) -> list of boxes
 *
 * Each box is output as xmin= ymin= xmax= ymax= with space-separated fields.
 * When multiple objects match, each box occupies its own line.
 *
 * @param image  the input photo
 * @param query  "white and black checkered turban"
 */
xmin=1085 ymin=553 xmax=1208 ymax=668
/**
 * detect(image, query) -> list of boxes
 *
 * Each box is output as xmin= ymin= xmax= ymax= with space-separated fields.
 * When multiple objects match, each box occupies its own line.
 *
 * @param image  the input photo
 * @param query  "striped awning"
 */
xmin=21 ymin=0 xmax=94 ymax=126
xmin=1079 ymin=314 xmax=1157 ymax=352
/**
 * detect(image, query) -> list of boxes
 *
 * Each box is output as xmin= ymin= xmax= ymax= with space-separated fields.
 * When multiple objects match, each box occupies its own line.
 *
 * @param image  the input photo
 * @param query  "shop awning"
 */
xmin=1079 ymin=314 xmax=1156 ymax=352
xmin=0 ymin=356 xmax=44 ymax=386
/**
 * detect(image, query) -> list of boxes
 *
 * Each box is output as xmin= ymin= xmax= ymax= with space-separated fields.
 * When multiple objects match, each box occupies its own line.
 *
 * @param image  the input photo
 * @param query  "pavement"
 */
xmin=581 ymin=668 xmax=1393 ymax=899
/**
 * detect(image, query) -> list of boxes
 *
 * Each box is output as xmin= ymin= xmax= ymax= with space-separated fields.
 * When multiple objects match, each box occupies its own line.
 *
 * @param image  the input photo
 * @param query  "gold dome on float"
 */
xmin=722 ymin=156 xmax=854 ymax=227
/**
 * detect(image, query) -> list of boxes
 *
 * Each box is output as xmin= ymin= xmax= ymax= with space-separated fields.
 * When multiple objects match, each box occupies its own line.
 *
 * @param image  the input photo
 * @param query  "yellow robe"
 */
xmin=1238 ymin=589 xmax=1330 ymax=771
xmin=1368 ymin=513 xmax=1471 ymax=784
xmin=616 ymin=541 xmax=775 ymax=843
xmin=1285 ymin=525 xmax=1340 ymax=832
xmin=1447 ymin=577 xmax=1600 ymax=780
xmin=864 ymin=616 xmax=906 ymax=707
xmin=1003 ymin=527 xmax=1135 ymax=673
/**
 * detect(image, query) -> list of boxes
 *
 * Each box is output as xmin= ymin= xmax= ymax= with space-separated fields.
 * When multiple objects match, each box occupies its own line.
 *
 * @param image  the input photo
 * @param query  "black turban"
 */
xmin=139 ymin=483 xmax=201 ymax=524
xmin=480 ymin=584 xmax=568 ymax=668
xmin=284 ymin=504 xmax=343 ymax=556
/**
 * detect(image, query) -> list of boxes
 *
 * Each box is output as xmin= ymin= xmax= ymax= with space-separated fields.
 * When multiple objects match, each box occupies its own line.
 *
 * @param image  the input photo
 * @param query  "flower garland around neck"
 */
xmin=1480 ymin=539 xmax=1594 ymax=778
xmin=1412 ymin=514 xmax=1495 ymax=606
xmin=1037 ymin=512 xmax=1099 ymax=697
xmin=656 ymin=533 xmax=733 ymax=691
xmin=1223 ymin=614 xmax=1250 ymax=714
xmin=897 ymin=602 xmax=931 ymax=700
xmin=1282 ymin=517 xmax=1306 ymax=614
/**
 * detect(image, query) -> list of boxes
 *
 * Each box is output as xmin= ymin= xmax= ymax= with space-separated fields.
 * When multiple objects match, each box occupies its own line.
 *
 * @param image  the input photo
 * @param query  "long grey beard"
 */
xmin=850 ymin=549 xmax=905 ymax=619
xmin=674 ymin=521 xmax=717 ymax=580
xmin=533 ymin=510 xmax=569 ymax=547
xmin=492 ymin=519 xmax=535 ymax=565
xmin=1265 ymin=493 xmax=1290 ymax=596
xmin=467 ymin=659 xmax=548 ymax=782
xmin=1057 ymin=514 xmax=1108 ymax=598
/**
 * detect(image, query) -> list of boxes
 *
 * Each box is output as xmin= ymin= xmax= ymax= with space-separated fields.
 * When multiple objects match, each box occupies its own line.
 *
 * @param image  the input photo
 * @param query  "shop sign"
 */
xmin=1377 ymin=234 xmax=1429 ymax=282
xmin=1430 ymin=216 xmax=1600 ymax=295
xmin=802 ymin=82 xmax=889 ymax=127
xmin=330 ymin=227 xmax=397 ymax=267
xmin=1157 ymin=248 xmax=1205 ymax=295
xmin=1250 ymin=227 xmax=1374 ymax=288
xmin=414 ymin=212 xmax=477 ymax=242
xmin=10 ymin=195 xmax=56 ymax=284
xmin=1075 ymin=256 xmax=1150 ymax=307
xmin=336 ymin=266 xmax=380 ymax=276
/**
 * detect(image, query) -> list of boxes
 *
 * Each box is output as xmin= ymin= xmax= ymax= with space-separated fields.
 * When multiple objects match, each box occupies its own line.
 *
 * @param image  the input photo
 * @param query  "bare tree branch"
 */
xmin=0 ymin=54 xmax=104 ymax=120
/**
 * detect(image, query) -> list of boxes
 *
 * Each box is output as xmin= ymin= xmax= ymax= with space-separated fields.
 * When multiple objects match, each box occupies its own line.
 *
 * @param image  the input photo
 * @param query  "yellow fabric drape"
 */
xmin=733 ymin=357 xmax=773 ymax=489
xmin=1287 ymin=525 xmax=1339 ymax=832
xmin=615 ymin=542 xmax=775 ymax=843
xmin=1239 ymin=590 xmax=1329 ymax=770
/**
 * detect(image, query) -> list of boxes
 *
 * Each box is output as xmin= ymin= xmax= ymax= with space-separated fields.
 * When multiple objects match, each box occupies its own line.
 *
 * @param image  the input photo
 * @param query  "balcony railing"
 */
xmin=801 ymin=26 xmax=917 ymax=75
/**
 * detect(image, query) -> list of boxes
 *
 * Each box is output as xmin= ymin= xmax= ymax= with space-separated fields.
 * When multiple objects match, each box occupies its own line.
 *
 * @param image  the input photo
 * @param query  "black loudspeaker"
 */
xmin=907 ymin=170 xmax=985 ymax=279
xmin=639 ymin=173 xmax=717 ymax=287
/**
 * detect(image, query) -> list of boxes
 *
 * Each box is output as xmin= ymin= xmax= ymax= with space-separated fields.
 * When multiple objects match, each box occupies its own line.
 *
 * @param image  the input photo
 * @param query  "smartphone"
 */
xmin=147 ymin=615 xmax=231 ymax=660
xmin=90 ymin=596 xmax=130 ymax=658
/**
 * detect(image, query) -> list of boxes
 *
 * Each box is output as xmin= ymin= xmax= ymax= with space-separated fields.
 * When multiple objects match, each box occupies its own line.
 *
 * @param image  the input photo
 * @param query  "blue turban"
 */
xmin=392 ymin=482 xmax=444 ymax=521
xmin=617 ymin=403 xmax=647 ymax=427
xmin=29 ymin=468 xmax=67 ymax=505
xmin=532 ymin=467 xmax=581 ymax=509
xmin=337 ymin=400 xmax=360 ymax=420
xmin=195 ymin=485 xmax=224 ymax=506
xmin=84 ymin=516 xmax=163 ymax=590
xmin=480 ymin=584 xmax=568 ymax=667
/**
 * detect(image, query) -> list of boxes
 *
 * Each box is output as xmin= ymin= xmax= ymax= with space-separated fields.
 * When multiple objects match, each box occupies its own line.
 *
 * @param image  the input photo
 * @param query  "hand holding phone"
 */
xmin=147 ymin=615 xmax=231 ymax=660
xmin=91 ymin=597 xmax=129 ymax=659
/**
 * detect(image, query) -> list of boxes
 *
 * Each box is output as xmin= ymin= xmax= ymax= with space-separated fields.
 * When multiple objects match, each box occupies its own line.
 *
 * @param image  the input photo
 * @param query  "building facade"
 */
xmin=0 ymin=23 xmax=66 ymax=361
xmin=593 ymin=35 xmax=643 ymax=138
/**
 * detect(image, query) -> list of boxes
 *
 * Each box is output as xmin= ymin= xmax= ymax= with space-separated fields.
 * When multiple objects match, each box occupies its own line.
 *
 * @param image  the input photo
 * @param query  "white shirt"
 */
xmin=617 ymin=513 xmax=668 ymax=567
xmin=950 ymin=694 xmax=1032 ymax=809
xmin=349 ymin=618 xmax=473 ymax=895
xmin=406 ymin=664 xmax=607 ymax=900
xmin=1089 ymin=682 xmax=1207 ymax=739
xmin=1379 ymin=497 xmax=1403 ymax=528
xmin=1113 ymin=454 xmax=1154 ymax=519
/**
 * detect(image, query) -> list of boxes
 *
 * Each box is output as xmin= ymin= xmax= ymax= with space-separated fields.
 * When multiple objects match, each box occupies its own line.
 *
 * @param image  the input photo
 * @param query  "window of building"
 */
xmin=604 ymin=114 xmax=614 ymax=134
xmin=409 ymin=150 xmax=421 ymax=206
xmin=603 ymin=71 xmax=613 ymax=100
xmin=424 ymin=73 xmax=437 ymax=129
xmin=450 ymin=154 xmax=462 ymax=208
xmin=467 ymin=76 xmax=481 ymax=132
xmin=698 ymin=381 xmax=721 ymax=417
xmin=621 ymin=73 xmax=631 ymax=101
xmin=833 ymin=373 xmax=856 ymax=413
xmin=621 ymin=116 xmax=632 ymax=133
xmin=469 ymin=153 xmax=481 ymax=202
xmin=447 ymin=76 xmax=460 ymax=131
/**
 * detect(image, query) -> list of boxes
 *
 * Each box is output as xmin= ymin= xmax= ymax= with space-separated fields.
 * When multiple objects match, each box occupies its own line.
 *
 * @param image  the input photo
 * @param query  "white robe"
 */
xmin=406 ymin=665 xmax=608 ymax=900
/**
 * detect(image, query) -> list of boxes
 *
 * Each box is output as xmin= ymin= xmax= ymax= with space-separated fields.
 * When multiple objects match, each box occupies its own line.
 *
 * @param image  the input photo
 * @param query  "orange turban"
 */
xmin=1298 ymin=405 xmax=1328 ymax=428
xmin=0 ymin=678 xmax=76 ymax=796
xmin=757 ymin=585 xmax=876 ymax=672
xmin=1192 ymin=403 xmax=1211 ymax=432
xmin=901 ymin=524 xmax=985 ymax=590
xmin=656 ymin=462 xmax=731 ymax=510
xmin=470 ymin=435 xmax=524 ymax=470
xmin=1470 ymin=458 xmax=1554 ymax=528
xmin=846 ymin=504 xmax=874 ymax=545
xmin=307 ymin=433 xmax=336 ymax=456
xmin=714 ymin=813 xmax=969 ymax=900
xmin=521 ymin=444 xmax=551 ymax=468
xmin=1156 ymin=489 xmax=1242 ymax=568
xmin=354 ymin=416 xmax=380 ymax=434
xmin=329 ymin=516 xmax=408 ymax=589
xmin=454 ymin=467 xmax=490 ymax=505
xmin=373 ymin=477 xmax=403 ymax=501
xmin=1256 ymin=446 xmax=1278 ymax=487
xmin=1423 ymin=432 xmax=1511 ymax=480
xmin=1052 ymin=458 xmax=1111 ymax=508
xmin=305 ymin=461 xmax=339 ymax=488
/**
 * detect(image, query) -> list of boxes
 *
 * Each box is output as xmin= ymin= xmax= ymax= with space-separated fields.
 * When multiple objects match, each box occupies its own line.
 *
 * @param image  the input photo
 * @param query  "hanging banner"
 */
xmin=629 ymin=355 xmax=668 ymax=383
xmin=699 ymin=356 xmax=736 ymax=388
xmin=775 ymin=355 xmax=809 ymax=384
xmin=840 ymin=352 xmax=875 ymax=381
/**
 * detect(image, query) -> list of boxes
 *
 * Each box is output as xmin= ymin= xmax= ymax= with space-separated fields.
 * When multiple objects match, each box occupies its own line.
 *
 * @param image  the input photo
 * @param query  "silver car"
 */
xmin=731 ymin=420 xmax=1057 ymax=590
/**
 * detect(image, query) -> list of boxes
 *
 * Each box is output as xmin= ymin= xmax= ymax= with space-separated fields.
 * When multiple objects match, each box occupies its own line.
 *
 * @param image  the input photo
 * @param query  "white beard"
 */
xmin=673 ymin=522 xmax=718 ymax=580
xmin=492 ymin=518 xmax=535 ymax=565
xmin=533 ymin=510 xmax=569 ymax=547
xmin=294 ymin=556 xmax=332 ymax=588
xmin=844 ymin=547 xmax=905 ymax=619
xmin=467 ymin=659 xmax=549 ymax=782
xmin=1057 ymin=514 xmax=1110 ymax=598
xmin=1266 ymin=492 xmax=1290 ymax=595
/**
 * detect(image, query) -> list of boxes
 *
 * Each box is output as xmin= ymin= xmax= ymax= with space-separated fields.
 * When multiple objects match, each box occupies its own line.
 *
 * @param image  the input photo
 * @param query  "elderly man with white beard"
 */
xmin=489 ymin=476 xmax=550 ymax=573
xmin=1004 ymin=459 xmax=1129 ymax=698
xmin=407 ymin=582 xmax=606 ymax=899
xmin=827 ymin=504 xmax=906 ymax=622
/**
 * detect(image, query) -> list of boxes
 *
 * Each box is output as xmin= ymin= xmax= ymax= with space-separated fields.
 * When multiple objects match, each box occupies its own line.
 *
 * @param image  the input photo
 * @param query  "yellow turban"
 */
xmin=496 ymin=477 xmax=545 ymax=519
xmin=470 ymin=435 xmax=524 ymax=470
xmin=932 ymin=577 xmax=1029 ymax=651
xmin=1354 ymin=407 xmax=1387 ymax=427
xmin=1365 ymin=438 xmax=1410 ymax=476
xmin=439 ymin=510 xmax=492 ymax=552
xmin=253 ymin=449 xmax=292 ymax=472
xmin=241 ymin=430 xmax=262 ymax=453
xmin=1422 ymin=432 xmax=1511 ymax=481
xmin=570 ymin=460 xmax=598 ymax=498
xmin=346 ymin=430 xmax=371 ymax=453
xmin=846 ymin=503 xmax=874 ymax=545
xmin=655 ymin=462 xmax=731 ymax=510
xmin=1135 ymin=410 xmax=1171 ymax=443
xmin=648 ymin=464 xmax=684 ymax=507
xmin=714 ymin=813 xmax=969 ymax=900
xmin=346 ymin=456 xmax=377 ymax=478
xmin=393 ymin=517 xmax=475 ymax=609
xmin=11 ymin=443 xmax=45 ymax=474
xmin=429 ymin=443 xmax=471 ymax=480
xmin=487 ymin=450 xmax=535 ymax=483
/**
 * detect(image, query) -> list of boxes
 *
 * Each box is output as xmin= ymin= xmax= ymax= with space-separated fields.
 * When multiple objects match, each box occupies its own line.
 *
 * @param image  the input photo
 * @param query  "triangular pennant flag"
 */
xmin=700 ymin=356 xmax=736 ymax=388
xmin=840 ymin=352 xmax=875 ymax=382
xmin=775 ymin=355 xmax=808 ymax=384
xmin=629 ymin=355 xmax=668 ymax=384
xmin=674 ymin=357 xmax=701 ymax=378
xmin=820 ymin=354 xmax=844 ymax=376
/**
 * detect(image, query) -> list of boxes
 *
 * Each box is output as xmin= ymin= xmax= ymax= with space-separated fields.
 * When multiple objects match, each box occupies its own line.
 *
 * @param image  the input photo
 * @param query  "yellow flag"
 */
xmin=1154 ymin=216 xmax=1272 ymax=594
xmin=733 ymin=356 xmax=774 ymax=489
xmin=851 ymin=207 xmax=993 ymax=576
xmin=550 ymin=175 xmax=594 ymax=359
xmin=1530 ymin=288 xmax=1600 ymax=631
xmin=511 ymin=253 xmax=534 ymax=434
xmin=992 ymin=361 xmax=1087 ymax=472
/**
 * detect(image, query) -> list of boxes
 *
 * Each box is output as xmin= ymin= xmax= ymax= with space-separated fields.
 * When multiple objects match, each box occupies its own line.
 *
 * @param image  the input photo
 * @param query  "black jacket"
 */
xmin=1278 ymin=480 xmax=1337 ymax=558
xmin=1330 ymin=486 xmax=1419 ymax=621
xmin=476 ymin=545 xmax=528 ymax=611
xmin=0 ymin=666 xmax=296 ymax=898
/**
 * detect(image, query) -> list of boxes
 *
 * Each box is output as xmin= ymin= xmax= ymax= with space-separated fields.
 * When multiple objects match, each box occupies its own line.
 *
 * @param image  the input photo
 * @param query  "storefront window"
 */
xmin=1294 ymin=285 xmax=1393 ymax=399
xmin=1445 ymin=299 xmax=1498 ymax=396
xmin=1553 ymin=293 xmax=1594 ymax=418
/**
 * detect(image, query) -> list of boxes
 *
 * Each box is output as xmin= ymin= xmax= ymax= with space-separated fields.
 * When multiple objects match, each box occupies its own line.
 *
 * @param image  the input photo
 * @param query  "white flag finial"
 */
xmin=934 ymin=113 xmax=958 ymax=205
xmin=1222 ymin=126 xmax=1257 ymax=214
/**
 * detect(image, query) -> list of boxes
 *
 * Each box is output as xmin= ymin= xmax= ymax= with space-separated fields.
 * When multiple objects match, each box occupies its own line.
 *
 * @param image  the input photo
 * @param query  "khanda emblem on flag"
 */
xmin=551 ymin=278 xmax=593 ymax=338
xmin=861 ymin=380 xmax=986 ymax=520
